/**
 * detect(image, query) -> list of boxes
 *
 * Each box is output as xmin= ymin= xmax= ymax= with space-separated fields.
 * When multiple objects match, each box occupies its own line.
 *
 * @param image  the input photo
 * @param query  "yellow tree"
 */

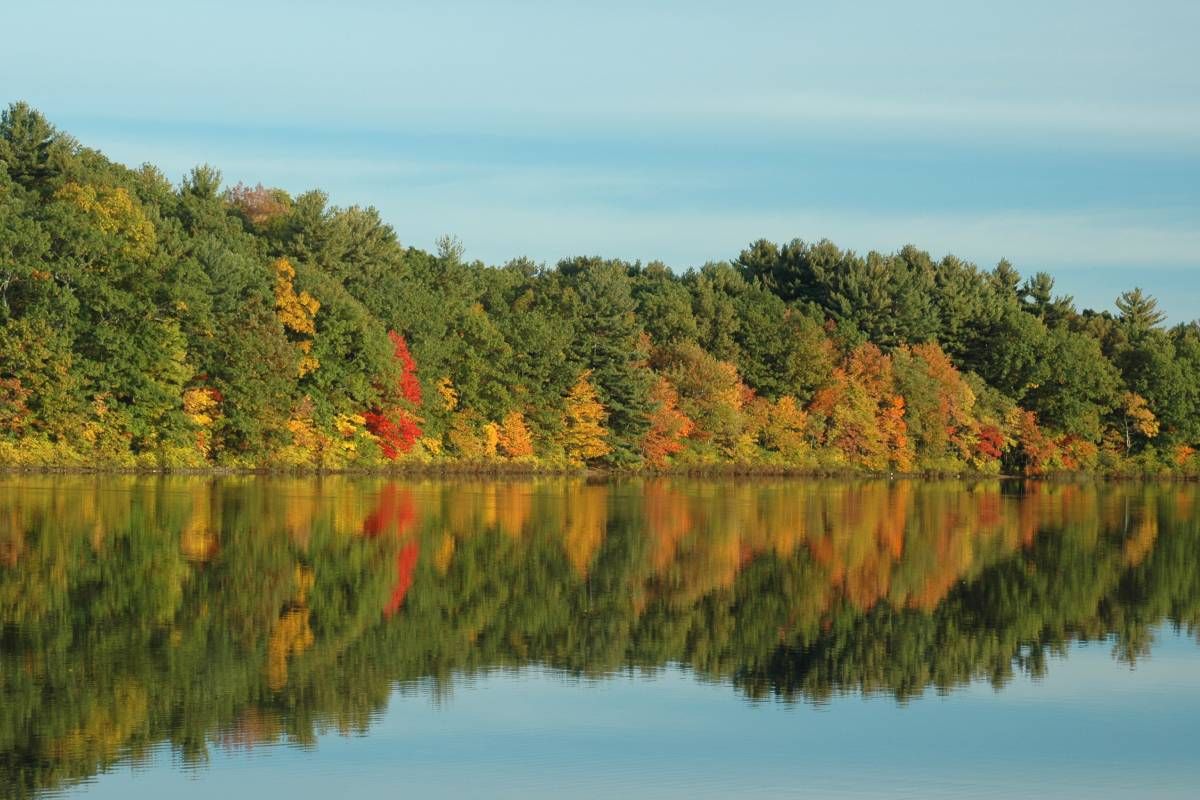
xmin=1120 ymin=391 xmax=1159 ymax=453
xmin=446 ymin=409 xmax=486 ymax=458
xmin=762 ymin=395 xmax=809 ymax=463
xmin=561 ymin=371 xmax=611 ymax=462
xmin=56 ymin=182 xmax=156 ymax=260
xmin=273 ymin=257 xmax=320 ymax=376
xmin=481 ymin=421 xmax=500 ymax=458
xmin=436 ymin=376 xmax=459 ymax=411
xmin=182 ymin=386 xmax=221 ymax=458
xmin=498 ymin=410 xmax=535 ymax=459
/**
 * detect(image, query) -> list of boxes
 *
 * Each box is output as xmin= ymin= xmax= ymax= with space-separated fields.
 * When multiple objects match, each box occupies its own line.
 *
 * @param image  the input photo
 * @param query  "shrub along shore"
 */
xmin=2 ymin=103 xmax=1198 ymax=478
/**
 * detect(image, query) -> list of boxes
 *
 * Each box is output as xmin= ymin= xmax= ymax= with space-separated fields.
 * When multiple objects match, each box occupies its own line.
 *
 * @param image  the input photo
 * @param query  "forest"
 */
xmin=2 ymin=476 xmax=1198 ymax=797
xmin=2 ymin=102 xmax=1199 ymax=475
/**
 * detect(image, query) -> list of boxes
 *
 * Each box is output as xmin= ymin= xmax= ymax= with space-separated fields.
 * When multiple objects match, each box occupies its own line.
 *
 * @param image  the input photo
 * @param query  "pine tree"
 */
xmin=1115 ymin=288 xmax=1167 ymax=332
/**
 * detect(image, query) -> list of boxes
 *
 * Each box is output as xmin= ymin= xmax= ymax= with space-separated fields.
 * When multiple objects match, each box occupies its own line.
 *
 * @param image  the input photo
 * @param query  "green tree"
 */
xmin=559 ymin=258 xmax=652 ymax=463
xmin=1024 ymin=327 xmax=1120 ymax=440
xmin=1115 ymin=287 xmax=1167 ymax=333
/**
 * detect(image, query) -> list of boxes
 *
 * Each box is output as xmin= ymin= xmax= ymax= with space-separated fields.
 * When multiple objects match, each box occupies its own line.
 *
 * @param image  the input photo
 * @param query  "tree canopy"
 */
xmin=1 ymin=103 xmax=1197 ymax=476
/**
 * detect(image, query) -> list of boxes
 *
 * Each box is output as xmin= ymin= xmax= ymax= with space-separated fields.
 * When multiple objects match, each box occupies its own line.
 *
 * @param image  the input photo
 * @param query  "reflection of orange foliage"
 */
xmin=495 ymin=483 xmax=532 ymax=537
xmin=831 ymin=484 xmax=909 ymax=609
xmin=218 ymin=708 xmax=284 ymax=752
xmin=1016 ymin=481 xmax=1043 ymax=545
xmin=707 ymin=531 xmax=744 ymax=592
xmin=46 ymin=680 xmax=149 ymax=763
xmin=1177 ymin=491 xmax=1196 ymax=521
xmin=793 ymin=482 xmax=1043 ymax=614
xmin=180 ymin=484 xmax=219 ymax=562
xmin=434 ymin=532 xmax=456 ymax=573
xmin=1123 ymin=514 xmax=1158 ymax=567
xmin=879 ymin=482 xmax=908 ymax=559
xmin=564 ymin=485 xmax=607 ymax=576
xmin=266 ymin=608 xmax=314 ymax=690
xmin=977 ymin=491 xmax=1001 ymax=528
xmin=0 ymin=506 xmax=24 ymax=566
xmin=4 ymin=474 xmax=1195 ymax=712
xmin=907 ymin=517 xmax=968 ymax=611
xmin=266 ymin=566 xmax=316 ymax=690
xmin=644 ymin=482 xmax=692 ymax=571
xmin=845 ymin=556 xmax=889 ymax=610
xmin=808 ymin=534 xmax=841 ymax=584
xmin=181 ymin=520 xmax=218 ymax=562
xmin=282 ymin=485 xmax=317 ymax=545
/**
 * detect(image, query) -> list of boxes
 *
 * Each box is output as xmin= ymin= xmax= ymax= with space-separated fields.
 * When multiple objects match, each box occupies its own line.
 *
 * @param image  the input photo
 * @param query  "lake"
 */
xmin=1 ymin=476 xmax=1198 ymax=798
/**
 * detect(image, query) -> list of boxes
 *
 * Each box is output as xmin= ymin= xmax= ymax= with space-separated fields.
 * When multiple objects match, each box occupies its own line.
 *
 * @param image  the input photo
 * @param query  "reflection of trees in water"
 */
xmin=0 ymin=477 xmax=1197 ymax=797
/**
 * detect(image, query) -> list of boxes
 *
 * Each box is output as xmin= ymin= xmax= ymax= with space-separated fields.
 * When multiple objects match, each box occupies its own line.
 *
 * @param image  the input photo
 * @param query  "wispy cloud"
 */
xmin=10 ymin=0 xmax=1195 ymax=321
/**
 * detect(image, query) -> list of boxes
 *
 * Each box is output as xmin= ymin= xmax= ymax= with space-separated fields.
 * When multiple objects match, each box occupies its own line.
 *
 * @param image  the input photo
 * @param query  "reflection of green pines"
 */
xmin=0 ymin=479 xmax=1198 ymax=797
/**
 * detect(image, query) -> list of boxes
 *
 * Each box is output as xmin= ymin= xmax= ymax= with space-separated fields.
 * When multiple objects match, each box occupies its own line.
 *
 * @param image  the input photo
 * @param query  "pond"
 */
xmin=1 ymin=476 xmax=1198 ymax=798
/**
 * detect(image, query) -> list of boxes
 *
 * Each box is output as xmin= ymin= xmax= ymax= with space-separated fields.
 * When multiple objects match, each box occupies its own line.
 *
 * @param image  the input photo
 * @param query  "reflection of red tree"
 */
xmin=977 ymin=491 xmax=1002 ymax=528
xmin=361 ymin=484 xmax=421 ymax=616
xmin=385 ymin=540 xmax=420 ymax=617
xmin=362 ymin=485 xmax=415 ymax=538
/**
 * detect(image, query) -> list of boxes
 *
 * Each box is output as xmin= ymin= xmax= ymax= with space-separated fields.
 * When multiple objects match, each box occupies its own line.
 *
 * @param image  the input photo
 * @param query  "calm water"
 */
xmin=1 ymin=477 xmax=1198 ymax=798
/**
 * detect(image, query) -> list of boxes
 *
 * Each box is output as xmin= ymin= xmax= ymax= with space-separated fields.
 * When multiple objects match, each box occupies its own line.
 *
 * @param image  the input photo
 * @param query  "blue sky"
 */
xmin=4 ymin=0 xmax=1198 ymax=321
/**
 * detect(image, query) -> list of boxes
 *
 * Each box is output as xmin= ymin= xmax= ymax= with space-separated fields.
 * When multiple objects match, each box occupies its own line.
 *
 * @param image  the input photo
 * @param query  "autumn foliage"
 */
xmin=561 ymin=371 xmax=611 ymax=463
xmin=227 ymin=182 xmax=291 ymax=228
xmin=5 ymin=104 xmax=1197 ymax=475
xmin=364 ymin=332 xmax=423 ymax=460
xmin=642 ymin=377 xmax=694 ymax=468
xmin=273 ymin=257 xmax=320 ymax=377
xmin=497 ymin=411 xmax=535 ymax=459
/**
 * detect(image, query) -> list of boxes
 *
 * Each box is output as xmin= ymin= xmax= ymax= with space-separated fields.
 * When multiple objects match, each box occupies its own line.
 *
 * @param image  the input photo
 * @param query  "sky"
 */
xmin=4 ymin=0 xmax=1198 ymax=321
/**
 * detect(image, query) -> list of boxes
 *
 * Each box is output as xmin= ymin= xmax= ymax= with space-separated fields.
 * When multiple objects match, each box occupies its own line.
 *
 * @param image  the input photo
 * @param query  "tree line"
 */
xmin=2 ymin=102 xmax=1198 ymax=474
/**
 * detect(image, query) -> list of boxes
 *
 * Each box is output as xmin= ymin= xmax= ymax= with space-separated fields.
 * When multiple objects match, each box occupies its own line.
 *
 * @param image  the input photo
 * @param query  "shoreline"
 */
xmin=1 ymin=463 xmax=1194 ymax=482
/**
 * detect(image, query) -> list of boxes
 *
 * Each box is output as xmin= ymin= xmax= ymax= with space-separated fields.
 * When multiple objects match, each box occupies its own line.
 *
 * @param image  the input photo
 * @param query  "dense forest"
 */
xmin=2 ymin=477 xmax=1198 ymax=796
xmin=2 ymin=102 xmax=1199 ymax=475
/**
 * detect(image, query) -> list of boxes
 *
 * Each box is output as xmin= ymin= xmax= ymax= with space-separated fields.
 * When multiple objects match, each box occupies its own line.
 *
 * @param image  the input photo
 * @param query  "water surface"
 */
xmin=1 ymin=477 xmax=1197 ymax=797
